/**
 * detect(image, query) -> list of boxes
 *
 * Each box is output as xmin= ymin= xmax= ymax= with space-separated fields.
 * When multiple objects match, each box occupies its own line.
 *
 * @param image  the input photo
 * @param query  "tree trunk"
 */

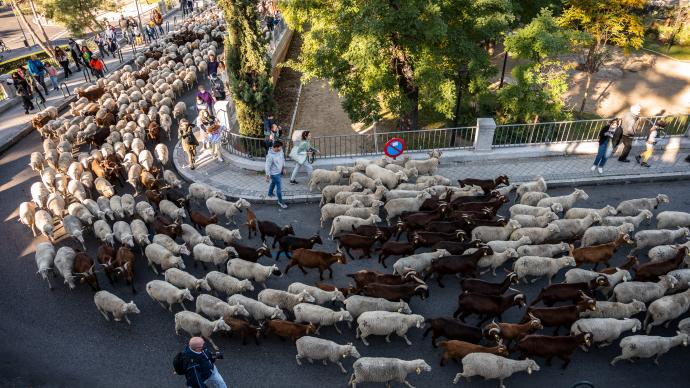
xmin=579 ymin=71 xmax=593 ymax=113
xmin=28 ymin=0 xmax=55 ymax=59
xmin=452 ymin=62 xmax=468 ymax=127
xmin=585 ymin=43 xmax=597 ymax=73
xmin=10 ymin=1 xmax=56 ymax=61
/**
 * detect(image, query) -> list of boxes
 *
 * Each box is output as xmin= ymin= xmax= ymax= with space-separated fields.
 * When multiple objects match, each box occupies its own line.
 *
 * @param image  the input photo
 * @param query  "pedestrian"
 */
xmin=289 ymin=130 xmax=318 ymax=184
xmin=118 ymin=14 xmax=130 ymax=43
xmin=26 ymin=54 xmax=49 ymax=95
xmin=12 ymin=71 xmax=35 ymax=114
xmin=196 ymin=85 xmax=215 ymax=112
xmin=178 ymin=119 xmax=199 ymax=169
xmin=173 ymin=337 xmax=227 ymax=388
xmin=217 ymin=61 xmax=229 ymax=90
xmin=196 ymin=109 xmax=213 ymax=149
xmin=45 ymin=63 xmax=59 ymax=91
xmin=133 ymin=25 xmax=144 ymax=45
xmin=145 ymin=20 xmax=157 ymax=41
xmin=616 ymin=104 xmax=642 ymax=163
xmin=187 ymin=0 xmax=194 ymax=14
xmin=68 ymin=38 xmax=82 ymax=71
xmin=95 ymin=34 xmax=108 ymax=59
xmin=636 ymin=121 xmax=666 ymax=168
xmin=207 ymin=53 xmax=219 ymax=78
xmin=18 ymin=67 xmax=46 ymax=104
xmin=590 ymin=118 xmax=620 ymax=174
xmin=206 ymin=121 xmax=225 ymax=162
xmin=105 ymin=25 xmax=116 ymax=42
xmin=265 ymin=140 xmax=288 ymax=209
xmin=81 ymin=46 xmax=93 ymax=71
xmin=54 ymin=47 xmax=72 ymax=77
xmin=152 ymin=8 xmax=164 ymax=34
xmin=89 ymin=55 xmax=106 ymax=79
xmin=107 ymin=38 xmax=119 ymax=57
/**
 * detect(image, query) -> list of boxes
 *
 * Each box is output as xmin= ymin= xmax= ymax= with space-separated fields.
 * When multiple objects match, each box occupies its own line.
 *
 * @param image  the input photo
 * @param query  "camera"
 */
xmin=214 ymin=351 xmax=224 ymax=359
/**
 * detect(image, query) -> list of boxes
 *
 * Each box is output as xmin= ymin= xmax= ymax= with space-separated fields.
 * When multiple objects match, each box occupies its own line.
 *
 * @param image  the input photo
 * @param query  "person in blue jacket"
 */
xmin=26 ymin=54 xmax=49 ymax=95
xmin=177 ymin=337 xmax=227 ymax=388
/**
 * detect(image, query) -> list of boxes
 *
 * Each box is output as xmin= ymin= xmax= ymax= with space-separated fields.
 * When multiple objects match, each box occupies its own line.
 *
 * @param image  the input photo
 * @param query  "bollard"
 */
xmin=166 ymin=20 xmax=170 ymax=33
xmin=82 ymin=68 xmax=92 ymax=83
xmin=59 ymin=82 xmax=70 ymax=97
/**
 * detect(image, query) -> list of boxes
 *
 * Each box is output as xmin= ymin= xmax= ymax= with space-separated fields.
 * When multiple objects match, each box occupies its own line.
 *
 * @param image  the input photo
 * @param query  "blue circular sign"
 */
xmin=384 ymin=137 xmax=405 ymax=159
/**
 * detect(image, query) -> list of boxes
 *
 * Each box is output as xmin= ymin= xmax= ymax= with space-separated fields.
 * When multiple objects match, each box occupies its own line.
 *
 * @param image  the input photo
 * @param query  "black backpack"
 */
xmin=173 ymin=352 xmax=187 ymax=375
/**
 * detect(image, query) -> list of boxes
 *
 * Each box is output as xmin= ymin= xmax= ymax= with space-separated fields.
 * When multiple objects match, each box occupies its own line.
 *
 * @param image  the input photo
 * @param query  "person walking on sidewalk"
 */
xmin=616 ymin=104 xmax=642 ymax=162
xmin=265 ymin=140 xmax=288 ymax=209
xmin=119 ymin=15 xmax=131 ymax=44
xmin=18 ymin=67 xmax=46 ymax=104
xmin=196 ymin=85 xmax=215 ymax=113
xmin=95 ymin=34 xmax=108 ymax=60
xmin=289 ymin=130 xmax=317 ymax=184
xmin=45 ymin=63 xmax=59 ymax=91
xmin=54 ymin=47 xmax=72 ymax=78
xmin=89 ymin=55 xmax=106 ymax=79
xmin=152 ymin=8 xmax=164 ymax=34
xmin=68 ymin=39 xmax=82 ymax=71
xmin=178 ymin=119 xmax=199 ymax=170
xmin=636 ymin=121 xmax=666 ymax=168
xmin=26 ymin=55 xmax=49 ymax=95
xmin=12 ymin=72 xmax=35 ymax=114
xmin=207 ymin=53 xmax=219 ymax=77
xmin=206 ymin=120 xmax=225 ymax=162
xmin=173 ymin=337 xmax=227 ymax=388
xmin=590 ymin=118 xmax=620 ymax=174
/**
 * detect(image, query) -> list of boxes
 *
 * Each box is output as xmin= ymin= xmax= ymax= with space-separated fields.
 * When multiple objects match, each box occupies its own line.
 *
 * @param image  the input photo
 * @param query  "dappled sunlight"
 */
xmin=660 ymin=142 xmax=681 ymax=163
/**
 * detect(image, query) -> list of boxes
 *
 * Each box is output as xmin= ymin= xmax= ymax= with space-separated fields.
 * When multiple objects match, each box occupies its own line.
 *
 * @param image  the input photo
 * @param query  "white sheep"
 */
xmin=31 ymin=181 xmax=49 ymax=208
xmin=509 ymin=223 xmax=560 ymax=244
xmin=94 ymin=290 xmax=140 ymax=324
xmin=19 ymin=201 xmax=38 ymax=236
xmin=344 ymin=295 xmax=412 ymax=318
xmin=472 ymin=220 xmax=522 ymax=243
xmin=135 ymin=201 xmax=156 ymax=223
xmin=93 ymin=219 xmax=115 ymax=246
xmin=188 ymin=182 xmax=225 ymax=202
xmin=205 ymin=271 xmax=254 ymax=296
xmin=62 ymin=215 xmax=86 ymax=250
xmin=644 ymin=288 xmax=690 ymax=334
xmin=571 ymin=318 xmax=642 ymax=348
xmin=120 ymin=194 xmax=135 ymax=217
xmin=509 ymin=203 xmax=563 ymax=217
xmin=321 ymin=182 xmax=365 ymax=204
xmin=330 ymin=214 xmax=382 ymax=239
xmin=344 ymin=200 xmax=384 ymax=220
xmin=206 ymin=197 xmax=251 ymax=225
xmin=94 ymin=177 xmax=115 ymax=198
xmin=293 ymin=303 xmax=354 ymax=334
xmin=517 ymin=243 xmax=570 ymax=258
xmin=130 ymin=219 xmax=151 ymax=249
xmin=383 ymin=192 xmax=431 ymax=224
xmin=160 ymin=199 xmax=186 ymax=222
xmin=109 ymin=195 xmax=125 ymax=219
xmin=320 ymin=201 xmax=364 ymax=228
xmin=97 ymin=196 xmax=115 ymax=220
xmin=194 ymin=293 xmax=250 ymax=320
xmin=365 ymin=164 xmax=407 ymax=190
xmin=355 ymin=311 xmax=425 ymax=346
xmin=657 ymin=211 xmax=690 ymax=229
xmin=174 ymin=311 xmax=230 ymax=351
xmin=610 ymin=332 xmax=688 ymax=366
xmin=54 ymin=246 xmax=77 ymax=289
xmin=288 ymin=282 xmax=345 ymax=305
xmin=226 ymin=258 xmax=281 ymax=289
xmin=611 ymin=275 xmax=677 ymax=303
xmin=516 ymin=177 xmax=547 ymax=199
xmin=163 ymin=169 xmax=184 ymax=189
xmin=511 ymin=212 xmax=558 ymax=228
xmin=453 ymin=353 xmax=539 ymax=388
xmin=602 ymin=209 xmax=653 ymax=228
xmin=565 ymin=268 xmax=631 ymax=294
xmin=580 ymin=300 xmax=646 ymax=319
xmin=513 ymin=256 xmax=576 ymax=284
xmin=385 ymin=189 xmax=432 ymax=201
xmin=519 ymin=191 xmax=550 ymax=206
xmin=46 ymin=193 xmax=66 ymax=218
xmin=295 ymin=336 xmax=361 ymax=374
xmin=564 ymin=205 xmax=617 ymax=219
xmin=205 ymin=224 xmax=242 ymax=245
xmin=165 ymin=268 xmax=210 ymax=292
xmin=649 ymin=240 xmax=690 ymax=262
xmin=404 ymin=150 xmax=441 ymax=175
xmin=227 ymin=294 xmax=287 ymax=321
xmin=580 ymin=223 xmax=635 ymax=247
xmin=536 ymin=189 xmax=588 ymax=211
xmin=181 ymin=223 xmax=213 ymax=249
xmin=679 ymin=318 xmax=690 ymax=334
xmin=193 ymin=243 xmax=237 ymax=269
xmin=34 ymin=242 xmax=56 ymax=289
xmin=549 ymin=213 xmax=601 ymax=241
xmin=113 ymin=221 xmax=135 ymax=248
xmin=144 ymin=243 xmax=185 ymax=274
xmin=146 ymin=280 xmax=194 ymax=311
xmin=258 ymin=289 xmax=316 ymax=312
xmin=616 ymin=194 xmax=669 ymax=216
xmin=308 ymin=169 xmax=346 ymax=191
xmin=344 ymin=186 xmax=387 ymax=206
xmin=632 ymin=227 xmax=689 ymax=255
xmin=349 ymin=357 xmax=431 ymax=388
xmin=393 ymin=249 xmax=451 ymax=276
xmin=477 ymin=249 xmax=519 ymax=276
xmin=334 ymin=188 xmax=372 ymax=205
xmin=416 ymin=175 xmax=451 ymax=187
xmin=34 ymin=209 xmax=54 ymax=241
xmin=667 ymin=269 xmax=690 ymax=291
xmin=153 ymin=234 xmax=191 ymax=255
xmin=155 ymin=143 xmax=170 ymax=166
xmin=487 ymin=236 xmax=532 ymax=254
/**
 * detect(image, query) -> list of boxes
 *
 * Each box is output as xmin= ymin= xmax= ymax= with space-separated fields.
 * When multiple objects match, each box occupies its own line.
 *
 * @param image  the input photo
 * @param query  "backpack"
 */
xmin=173 ymin=352 xmax=187 ymax=375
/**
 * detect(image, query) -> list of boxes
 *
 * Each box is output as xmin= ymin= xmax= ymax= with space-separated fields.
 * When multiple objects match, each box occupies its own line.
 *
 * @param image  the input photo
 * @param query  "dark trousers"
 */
xmin=33 ymin=74 xmax=49 ymax=94
xmin=618 ymin=135 xmax=633 ymax=161
xmin=59 ymin=60 xmax=72 ymax=76
xmin=31 ymin=83 xmax=46 ymax=103
xmin=21 ymin=95 xmax=35 ymax=113
xmin=70 ymin=51 xmax=82 ymax=70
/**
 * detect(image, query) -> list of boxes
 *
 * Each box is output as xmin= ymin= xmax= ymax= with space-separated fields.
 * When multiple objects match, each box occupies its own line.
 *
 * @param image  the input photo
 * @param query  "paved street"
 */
xmin=1 ymin=105 xmax=690 ymax=387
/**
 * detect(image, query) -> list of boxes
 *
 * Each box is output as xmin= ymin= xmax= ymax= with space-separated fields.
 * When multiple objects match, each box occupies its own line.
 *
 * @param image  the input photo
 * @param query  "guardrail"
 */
xmin=82 ymin=68 xmax=93 ymax=83
xmin=58 ymin=82 xmax=70 ymax=97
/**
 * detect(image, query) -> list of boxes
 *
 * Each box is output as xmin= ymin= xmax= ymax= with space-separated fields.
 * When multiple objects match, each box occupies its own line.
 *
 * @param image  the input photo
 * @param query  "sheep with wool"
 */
xmin=153 ymin=234 xmax=191 ymax=255
xmin=513 ymin=256 xmax=576 ymax=284
xmin=536 ymin=189 xmax=588 ymax=211
xmin=206 ymin=197 xmax=251 ymax=225
xmin=93 ymin=220 xmax=115 ymax=246
xmin=344 ymin=295 xmax=412 ymax=318
xmin=565 ymin=205 xmax=618 ymax=220
xmin=205 ymin=271 xmax=254 ymax=296
xmin=130 ymin=219 xmax=151 ymax=249
xmin=487 ymin=237 xmax=532 ymax=254
xmin=258 ymin=289 xmax=316 ymax=312
xmin=227 ymin=294 xmax=287 ymax=321
xmin=517 ymin=243 xmax=570 ymax=258
xmin=565 ymin=268 xmax=631 ymax=294
xmin=630 ymin=227 xmax=689 ymax=255
xmin=54 ymin=246 xmax=77 ymax=289
xmin=226 ymin=258 xmax=281 ymax=289
xmin=113 ymin=221 xmax=135 ymax=248
xmin=144 ymin=243 xmax=185 ymax=274
xmin=644 ymin=288 xmax=690 ymax=334
xmin=194 ymin=293 xmax=250 ymax=320
xmin=656 ymin=211 xmax=690 ymax=229
xmin=616 ymin=194 xmax=669 ymax=216
xmin=62 ymin=215 xmax=86 ymax=250
xmin=580 ymin=223 xmax=635 ymax=247
xmin=174 ymin=311 xmax=230 ymax=351
xmin=293 ymin=303 xmax=354 ymax=334
xmin=667 ymin=269 xmax=690 ymax=291
xmin=516 ymin=177 xmax=547 ymax=199
xmin=349 ymin=357 xmax=431 ymax=388
xmin=509 ymin=223 xmax=561 ymax=244
xmin=321 ymin=182 xmax=365 ymax=205
xmin=511 ymin=213 xmax=558 ymax=228
xmin=97 ymin=196 xmax=115 ymax=221
xmin=330 ymin=214 xmax=382 ymax=238
xmin=320 ymin=200 xmax=364 ymax=228
xmin=365 ymin=164 xmax=408 ymax=190
xmin=611 ymin=332 xmax=689 ymax=366
xmin=345 ymin=186 xmax=387 ymax=206
xmin=393 ymin=249 xmax=451 ymax=276
xmin=187 ymin=182 xmax=225 ymax=202
xmin=94 ymin=290 xmax=140 ymax=325
xmin=146 ymin=279 xmax=194 ymax=311
xmin=509 ymin=203 xmax=563 ymax=217
xmin=295 ymin=336 xmax=361 ymax=374
xmin=165 ymin=268 xmax=210 ymax=292
xmin=519 ymin=191 xmax=550 ymax=207
xmin=308 ymin=168 xmax=348 ymax=191
xmin=453 ymin=353 xmax=539 ymax=388
xmin=404 ymin=150 xmax=442 ymax=175
xmin=580 ymin=300 xmax=646 ymax=319
xmin=571 ymin=318 xmax=642 ymax=348
xmin=180 ymin=223 xmax=213 ymax=249
xmin=160 ymin=199 xmax=186 ymax=222
xmin=35 ymin=242 xmax=56 ymax=289
xmin=611 ymin=275 xmax=677 ymax=304
xmin=205 ymin=224 xmax=242 ymax=245
xmin=477 ymin=249 xmax=520 ymax=276
xmin=288 ymin=282 xmax=345 ymax=305
xmin=356 ymin=311 xmax=425 ymax=346
xmin=472 ymin=220 xmax=522 ymax=243
xmin=192 ymin=243 xmax=237 ymax=268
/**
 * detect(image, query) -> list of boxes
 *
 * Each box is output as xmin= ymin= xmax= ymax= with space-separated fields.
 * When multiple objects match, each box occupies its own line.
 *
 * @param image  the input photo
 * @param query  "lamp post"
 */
xmin=134 ymin=0 xmax=144 ymax=31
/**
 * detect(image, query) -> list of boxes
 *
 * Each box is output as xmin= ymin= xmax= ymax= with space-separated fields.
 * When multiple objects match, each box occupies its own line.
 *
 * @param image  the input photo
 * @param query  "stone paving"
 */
xmin=173 ymin=140 xmax=690 ymax=203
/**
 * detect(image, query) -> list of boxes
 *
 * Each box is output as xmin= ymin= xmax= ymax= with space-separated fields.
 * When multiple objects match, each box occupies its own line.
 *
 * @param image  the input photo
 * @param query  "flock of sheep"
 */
xmin=12 ymin=7 xmax=690 ymax=388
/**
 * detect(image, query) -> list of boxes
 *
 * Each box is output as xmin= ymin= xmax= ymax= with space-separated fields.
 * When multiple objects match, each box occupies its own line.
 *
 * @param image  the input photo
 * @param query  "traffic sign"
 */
xmin=384 ymin=137 xmax=405 ymax=159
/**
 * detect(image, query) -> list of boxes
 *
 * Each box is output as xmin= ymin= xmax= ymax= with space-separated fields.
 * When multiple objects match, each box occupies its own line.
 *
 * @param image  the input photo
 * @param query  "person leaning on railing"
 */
xmin=289 ymin=130 xmax=318 ymax=184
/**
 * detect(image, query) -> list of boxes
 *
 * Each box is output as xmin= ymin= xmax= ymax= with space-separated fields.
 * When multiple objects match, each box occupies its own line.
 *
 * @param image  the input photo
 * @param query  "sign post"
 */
xmin=383 ymin=138 xmax=406 ymax=159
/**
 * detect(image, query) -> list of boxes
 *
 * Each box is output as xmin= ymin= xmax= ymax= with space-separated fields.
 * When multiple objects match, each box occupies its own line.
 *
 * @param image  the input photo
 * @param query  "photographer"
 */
xmin=173 ymin=337 xmax=227 ymax=388
xmin=289 ymin=130 xmax=317 ymax=184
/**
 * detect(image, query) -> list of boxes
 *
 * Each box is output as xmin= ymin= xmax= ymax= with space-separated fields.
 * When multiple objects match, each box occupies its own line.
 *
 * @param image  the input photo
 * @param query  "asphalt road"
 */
xmin=1 ymin=93 xmax=690 ymax=387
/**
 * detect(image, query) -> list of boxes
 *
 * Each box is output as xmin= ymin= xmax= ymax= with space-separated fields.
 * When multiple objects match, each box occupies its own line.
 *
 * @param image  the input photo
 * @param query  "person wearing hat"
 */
xmin=178 ymin=119 xmax=199 ymax=170
xmin=206 ymin=119 xmax=225 ymax=162
xmin=174 ymin=337 xmax=227 ymax=388
xmin=617 ymin=104 xmax=642 ymax=162
xmin=89 ymin=54 xmax=106 ymax=79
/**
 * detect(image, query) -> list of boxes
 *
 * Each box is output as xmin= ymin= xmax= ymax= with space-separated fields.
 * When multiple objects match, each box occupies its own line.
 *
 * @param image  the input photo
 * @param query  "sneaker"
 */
xmin=289 ymin=180 xmax=298 ymax=185
xmin=618 ymin=158 xmax=630 ymax=163
xmin=278 ymin=202 xmax=288 ymax=209
xmin=641 ymin=162 xmax=650 ymax=168
xmin=190 ymin=165 xmax=195 ymax=170
xmin=635 ymin=155 xmax=641 ymax=164
xmin=590 ymin=165 xmax=596 ymax=172
xmin=217 ymin=156 xmax=224 ymax=162
xmin=597 ymin=167 xmax=603 ymax=174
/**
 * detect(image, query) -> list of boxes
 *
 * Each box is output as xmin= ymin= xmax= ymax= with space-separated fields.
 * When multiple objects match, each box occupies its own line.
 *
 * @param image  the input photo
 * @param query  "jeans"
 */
xmin=49 ymin=76 xmax=59 ymax=90
xmin=593 ymin=142 xmax=609 ymax=167
xmin=290 ymin=162 xmax=312 ymax=181
xmin=59 ymin=61 xmax=72 ymax=76
xmin=268 ymin=174 xmax=284 ymax=203
xmin=187 ymin=366 xmax=227 ymax=388
xmin=34 ymin=74 xmax=49 ymax=94
xmin=618 ymin=135 xmax=633 ymax=160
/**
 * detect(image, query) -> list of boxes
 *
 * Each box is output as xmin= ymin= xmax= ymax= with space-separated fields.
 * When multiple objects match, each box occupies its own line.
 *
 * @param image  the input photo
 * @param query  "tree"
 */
xmin=497 ymin=9 xmax=576 ymax=123
xmin=559 ymin=0 xmax=645 ymax=112
xmin=281 ymin=0 xmax=450 ymax=130
xmin=36 ymin=0 xmax=116 ymax=35
xmin=10 ymin=0 xmax=56 ymax=60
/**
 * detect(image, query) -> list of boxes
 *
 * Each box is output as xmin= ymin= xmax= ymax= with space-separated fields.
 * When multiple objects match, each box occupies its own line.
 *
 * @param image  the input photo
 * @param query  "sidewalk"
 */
xmin=173 ymin=142 xmax=690 ymax=203
xmin=0 ymin=8 xmax=182 ymax=155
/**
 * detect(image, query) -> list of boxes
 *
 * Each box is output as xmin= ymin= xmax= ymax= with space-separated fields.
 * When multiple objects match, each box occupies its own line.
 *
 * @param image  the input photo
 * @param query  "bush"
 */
xmin=0 ymin=46 xmax=67 ymax=75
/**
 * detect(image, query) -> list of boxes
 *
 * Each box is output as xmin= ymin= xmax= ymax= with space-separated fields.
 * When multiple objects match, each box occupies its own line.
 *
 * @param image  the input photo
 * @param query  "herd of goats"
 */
xmin=13 ymin=7 xmax=690 ymax=388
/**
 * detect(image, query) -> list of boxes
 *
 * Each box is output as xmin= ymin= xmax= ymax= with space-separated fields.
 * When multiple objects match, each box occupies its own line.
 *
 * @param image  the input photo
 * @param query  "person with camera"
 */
xmin=173 ymin=337 xmax=227 ymax=388
xmin=178 ymin=119 xmax=199 ymax=170
xmin=289 ymin=130 xmax=317 ymax=184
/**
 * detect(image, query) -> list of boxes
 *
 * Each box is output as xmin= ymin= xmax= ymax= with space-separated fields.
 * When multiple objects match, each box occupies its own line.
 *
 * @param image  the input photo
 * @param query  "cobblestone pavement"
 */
xmin=174 ymin=141 xmax=690 ymax=202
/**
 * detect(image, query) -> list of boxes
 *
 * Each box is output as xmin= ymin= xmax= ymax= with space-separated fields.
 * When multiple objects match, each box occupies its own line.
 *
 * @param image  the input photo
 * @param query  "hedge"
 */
xmin=0 ymin=45 xmax=69 ymax=75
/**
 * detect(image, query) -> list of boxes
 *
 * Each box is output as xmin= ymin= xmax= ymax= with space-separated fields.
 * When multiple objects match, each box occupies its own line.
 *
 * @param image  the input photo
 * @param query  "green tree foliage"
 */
xmin=497 ymin=9 xmax=575 ymax=123
xmin=219 ymin=0 xmax=276 ymax=137
xmin=36 ymin=0 xmax=116 ymax=35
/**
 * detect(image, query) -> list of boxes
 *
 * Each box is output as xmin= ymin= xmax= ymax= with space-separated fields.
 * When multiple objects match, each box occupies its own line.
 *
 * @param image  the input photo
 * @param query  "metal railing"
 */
xmin=59 ymin=82 xmax=70 ymax=97
xmin=492 ymin=114 xmax=690 ymax=148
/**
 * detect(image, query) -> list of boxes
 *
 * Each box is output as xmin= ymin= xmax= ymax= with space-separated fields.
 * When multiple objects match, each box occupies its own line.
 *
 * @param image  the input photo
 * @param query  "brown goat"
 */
xmin=454 ymin=292 xmax=526 ymax=323
xmin=113 ymin=246 xmax=137 ymax=293
xmin=73 ymin=252 xmax=100 ymax=292
xmin=245 ymin=208 xmax=258 ymax=239
xmin=96 ymin=243 xmax=117 ymax=284
xmin=346 ymin=270 xmax=424 ymax=292
xmin=517 ymin=332 xmax=592 ymax=369
xmin=378 ymin=235 xmax=425 ymax=268
xmin=524 ymin=295 xmax=596 ymax=335
xmin=438 ymin=339 xmax=508 ymax=366
xmin=315 ymin=282 xmax=356 ymax=297
xmin=572 ymin=233 xmax=632 ymax=269
xmin=362 ymin=282 xmax=429 ymax=302
xmin=634 ymin=246 xmax=689 ymax=282
xmin=261 ymin=320 xmax=316 ymax=342
xmin=600 ymin=255 xmax=638 ymax=275
xmin=335 ymin=232 xmax=385 ymax=260
xmin=285 ymin=249 xmax=346 ymax=280
xmin=483 ymin=313 xmax=543 ymax=345
xmin=190 ymin=210 xmax=218 ymax=230
xmin=223 ymin=316 xmax=260 ymax=345
xmin=458 ymin=175 xmax=510 ymax=194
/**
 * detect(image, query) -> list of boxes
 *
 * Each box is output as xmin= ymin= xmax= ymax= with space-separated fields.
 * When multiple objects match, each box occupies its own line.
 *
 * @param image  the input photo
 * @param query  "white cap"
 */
xmin=630 ymin=104 xmax=641 ymax=115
